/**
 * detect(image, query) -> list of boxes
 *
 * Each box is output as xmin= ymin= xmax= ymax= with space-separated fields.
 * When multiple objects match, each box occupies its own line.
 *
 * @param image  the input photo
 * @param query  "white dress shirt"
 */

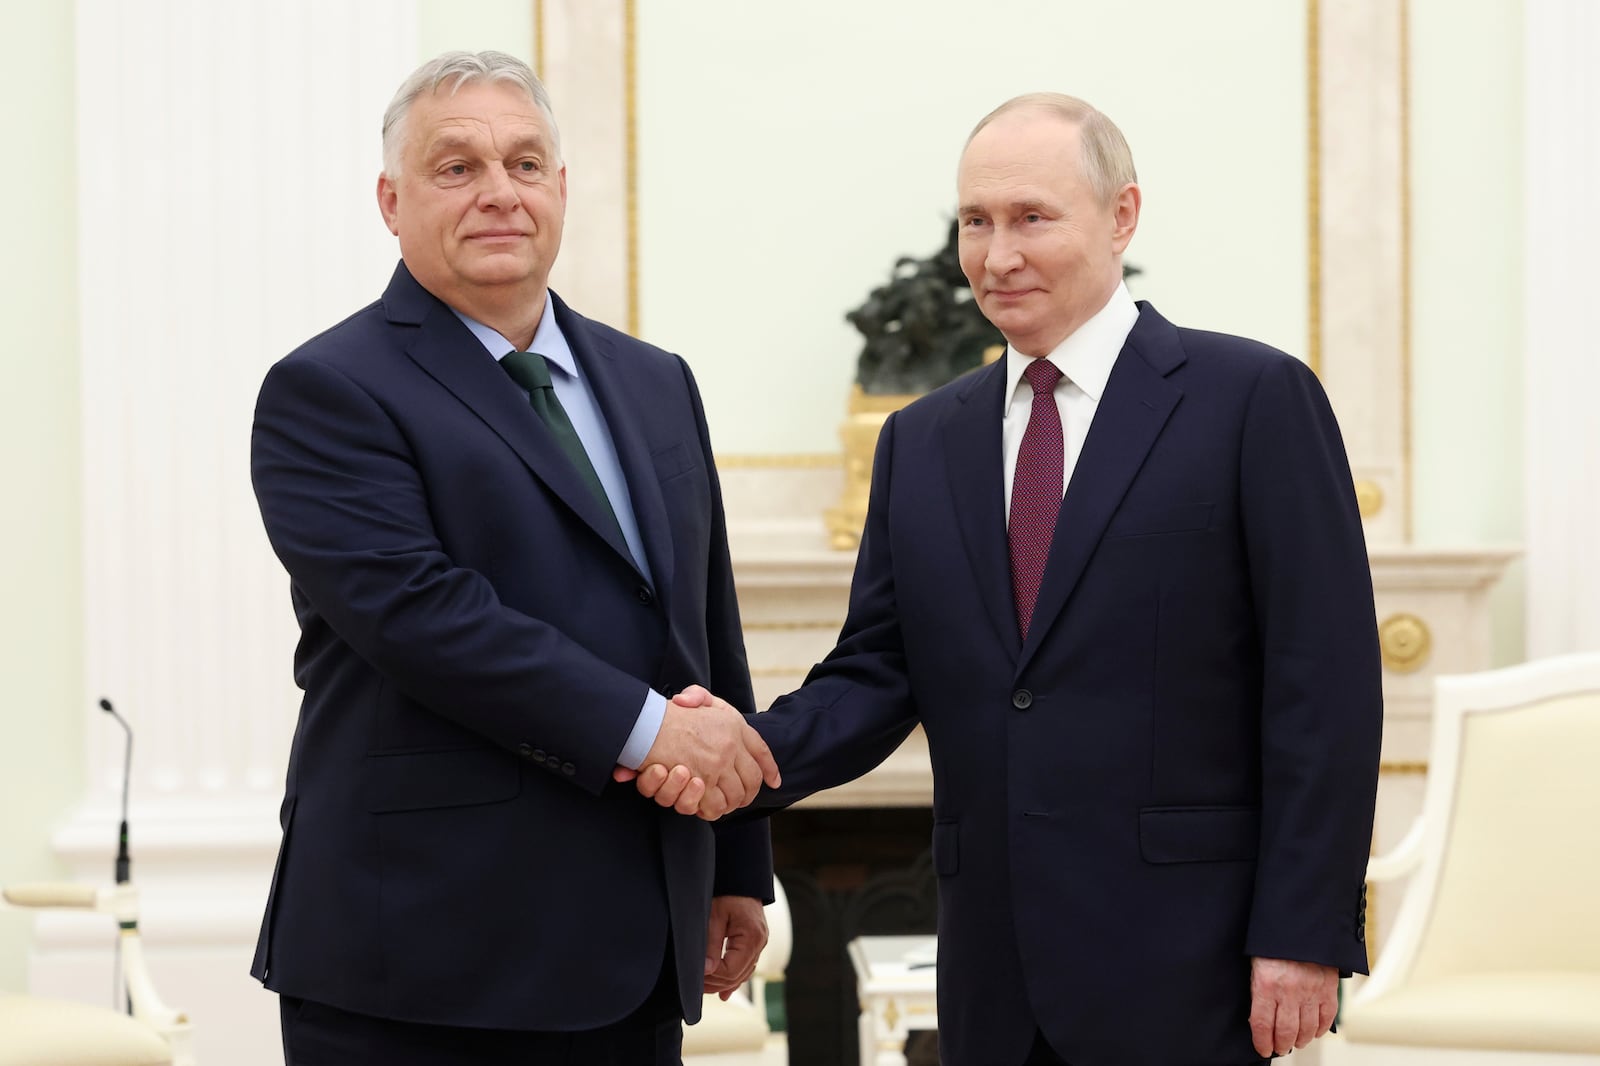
xmin=1002 ymin=282 xmax=1140 ymax=522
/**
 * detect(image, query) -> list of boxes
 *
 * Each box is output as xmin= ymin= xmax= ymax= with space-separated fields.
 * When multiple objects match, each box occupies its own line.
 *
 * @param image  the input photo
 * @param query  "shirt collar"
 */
xmin=453 ymin=294 xmax=578 ymax=380
xmin=1003 ymin=281 xmax=1139 ymax=403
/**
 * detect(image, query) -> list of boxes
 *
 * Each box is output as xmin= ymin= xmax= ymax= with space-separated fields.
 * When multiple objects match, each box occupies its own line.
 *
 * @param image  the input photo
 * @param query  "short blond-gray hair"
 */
xmin=382 ymin=51 xmax=560 ymax=176
xmin=965 ymin=93 xmax=1137 ymax=205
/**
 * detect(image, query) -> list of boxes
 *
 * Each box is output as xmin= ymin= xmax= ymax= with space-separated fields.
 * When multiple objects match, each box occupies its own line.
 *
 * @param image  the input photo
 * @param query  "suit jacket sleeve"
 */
xmin=252 ymin=354 xmax=650 ymax=797
xmin=1238 ymin=355 xmax=1383 ymax=974
xmin=750 ymin=410 xmax=921 ymax=807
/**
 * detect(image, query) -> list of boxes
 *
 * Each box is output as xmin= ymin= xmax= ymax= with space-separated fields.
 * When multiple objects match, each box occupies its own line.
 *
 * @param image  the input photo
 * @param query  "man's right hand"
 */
xmin=625 ymin=688 xmax=778 ymax=818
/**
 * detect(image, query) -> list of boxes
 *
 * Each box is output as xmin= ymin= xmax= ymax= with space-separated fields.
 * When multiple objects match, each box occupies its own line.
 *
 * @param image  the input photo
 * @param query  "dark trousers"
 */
xmin=1021 ymin=1028 xmax=1270 ymax=1066
xmin=280 ymin=948 xmax=683 ymax=1065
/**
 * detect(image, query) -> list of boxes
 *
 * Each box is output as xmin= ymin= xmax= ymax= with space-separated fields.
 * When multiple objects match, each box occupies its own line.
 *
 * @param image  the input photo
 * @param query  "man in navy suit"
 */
xmin=250 ymin=51 xmax=779 ymax=1065
xmin=628 ymin=94 xmax=1383 ymax=1065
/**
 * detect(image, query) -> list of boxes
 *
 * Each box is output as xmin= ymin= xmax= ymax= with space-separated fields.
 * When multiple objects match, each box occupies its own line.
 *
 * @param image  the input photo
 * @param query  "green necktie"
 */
xmin=500 ymin=351 xmax=620 ymax=533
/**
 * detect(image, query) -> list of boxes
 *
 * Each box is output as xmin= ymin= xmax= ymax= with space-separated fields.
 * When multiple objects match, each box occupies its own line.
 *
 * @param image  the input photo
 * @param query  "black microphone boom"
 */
xmin=98 ymin=698 xmax=133 ymax=885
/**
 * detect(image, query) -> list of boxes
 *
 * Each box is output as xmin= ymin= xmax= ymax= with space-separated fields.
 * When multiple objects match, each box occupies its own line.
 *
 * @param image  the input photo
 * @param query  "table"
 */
xmin=847 ymin=935 xmax=939 ymax=1066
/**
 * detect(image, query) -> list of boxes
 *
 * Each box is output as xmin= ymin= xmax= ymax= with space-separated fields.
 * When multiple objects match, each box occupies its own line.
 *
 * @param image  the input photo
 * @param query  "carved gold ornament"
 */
xmin=1378 ymin=613 xmax=1431 ymax=673
xmin=1355 ymin=479 xmax=1384 ymax=519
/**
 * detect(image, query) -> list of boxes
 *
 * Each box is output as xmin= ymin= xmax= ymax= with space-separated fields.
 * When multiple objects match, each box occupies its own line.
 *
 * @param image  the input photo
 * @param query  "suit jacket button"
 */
xmin=532 ymin=749 xmax=548 ymax=764
xmin=636 ymin=585 xmax=654 ymax=605
xmin=561 ymin=761 xmax=577 ymax=776
xmin=1012 ymin=689 xmax=1033 ymax=710
xmin=517 ymin=743 xmax=533 ymax=759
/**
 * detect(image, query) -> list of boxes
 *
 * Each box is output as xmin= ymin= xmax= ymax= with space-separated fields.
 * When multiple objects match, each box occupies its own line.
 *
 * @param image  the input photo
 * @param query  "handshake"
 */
xmin=611 ymin=686 xmax=779 ymax=819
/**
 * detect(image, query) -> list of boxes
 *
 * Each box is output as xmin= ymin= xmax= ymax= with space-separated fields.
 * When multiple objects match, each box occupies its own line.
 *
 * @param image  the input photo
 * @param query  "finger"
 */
xmin=714 ymin=767 xmax=750 ymax=811
xmin=1248 ymin=993 xmax=1275 ymax=1059
xmin=673 ymin=776 xmax=707 ymax=816
xmin=642 ymin=764 xmax=686 ymax=803
xmin=733 ymin=748 xmax=763 ymax=805
xmin=1316 ymin=986 xmax=1337 ymax=1038
xmin=673 ymin=684 xmax=712 ymax=708
xmin=695 ymin=784 xmax=729 ymax=820
xmin=632 ymin=763 xmax=670 ymax=799
xmin=1274 ymin=994 xmax=1298 ymax=1056
xmin=720 ymin=935 xmax=760 ymax=987
xmin=1297 ymin=997 xmax=1318 ymax=1049
xmin=743 ymin=726 xmax=781 ymax=789
xmin=612 ymin=766 xmax=638 ymax=783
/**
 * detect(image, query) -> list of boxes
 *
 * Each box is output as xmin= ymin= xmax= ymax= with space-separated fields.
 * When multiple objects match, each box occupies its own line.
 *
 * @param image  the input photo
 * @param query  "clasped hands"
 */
xmin=612 ymin=686 xmax=777 ymax=819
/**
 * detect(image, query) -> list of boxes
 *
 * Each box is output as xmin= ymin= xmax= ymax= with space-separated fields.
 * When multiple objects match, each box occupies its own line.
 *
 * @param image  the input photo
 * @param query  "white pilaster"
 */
xmin=40 ymin=4 xmax=418 ymax=1064
xmin=1524 ymin=1 xmax=1600 ymax=656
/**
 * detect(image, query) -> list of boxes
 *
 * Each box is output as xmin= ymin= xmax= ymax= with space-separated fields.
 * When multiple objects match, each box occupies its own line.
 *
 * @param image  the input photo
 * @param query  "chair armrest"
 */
xmin=1366 ymin=816 xmax=1425 ymax=882
xmin=2 ymin=883 xmax=99 ymax=909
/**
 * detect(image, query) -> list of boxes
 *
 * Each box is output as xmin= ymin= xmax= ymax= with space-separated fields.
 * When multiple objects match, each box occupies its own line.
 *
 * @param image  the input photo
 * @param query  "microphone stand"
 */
xmin=99 ymin=698 xmax=133 ymax=884
xmin=99 ymin=698 xmax=134 ymax=1012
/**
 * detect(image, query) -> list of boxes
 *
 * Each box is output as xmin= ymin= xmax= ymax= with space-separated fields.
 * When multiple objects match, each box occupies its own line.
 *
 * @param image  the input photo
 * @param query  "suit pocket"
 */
xmin=1105 ymin=502 xmax=1215 ymax=539
xmin=932 ymin=820 xmax=960 ymax=877
xmin=651 ymin=440 xmax=702 ymax=483
xmin=363 ymin=747 xmax=521 ymax=813
xmin=1139 ymin=805 xmax=1260 ymax=864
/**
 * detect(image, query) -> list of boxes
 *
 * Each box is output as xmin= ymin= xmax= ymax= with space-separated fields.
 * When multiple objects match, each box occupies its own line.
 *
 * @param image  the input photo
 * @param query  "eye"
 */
xmin=517 ymin=160 xmax=539 ymax=172
xmin=962 ymin=216 xmax=988 ymax=229
xmin=1023 ymin=212 xmax=1043 ymax=223
xmin=447 ymin=164 xmax=467 ymax=176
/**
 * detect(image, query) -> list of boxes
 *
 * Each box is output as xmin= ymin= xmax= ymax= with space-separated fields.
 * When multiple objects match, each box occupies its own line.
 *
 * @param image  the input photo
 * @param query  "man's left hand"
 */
xmin=1248 ymin=956 xmax=1338 ymax=1057
xmin=704 ymin=895 xmax=769 ymax=999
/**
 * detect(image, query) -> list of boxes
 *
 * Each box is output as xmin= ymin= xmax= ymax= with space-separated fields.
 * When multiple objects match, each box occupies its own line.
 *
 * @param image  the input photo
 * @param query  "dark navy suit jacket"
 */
xmin=249 ymin=262 xmax=770 ymax=1030
xmin=753 ymin=304 xmax=1382 ymax=1066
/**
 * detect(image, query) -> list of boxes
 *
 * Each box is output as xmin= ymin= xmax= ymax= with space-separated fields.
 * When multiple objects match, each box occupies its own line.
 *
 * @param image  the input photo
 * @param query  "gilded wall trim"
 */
xmin=1306 ymin=0 xmax=1322 ymax=378
xmin=624 ymin=0 xmax=640 ymax=336
xmin=533 ymin=0 xmax=545 ymax=77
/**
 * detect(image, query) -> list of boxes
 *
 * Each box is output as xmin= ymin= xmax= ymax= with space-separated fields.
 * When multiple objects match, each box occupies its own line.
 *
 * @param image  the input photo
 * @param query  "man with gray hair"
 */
xmin=249 ymin=50 xmax=778 ymax=1064
xmin=630 ymin=92 xmax=1383 ymax=1065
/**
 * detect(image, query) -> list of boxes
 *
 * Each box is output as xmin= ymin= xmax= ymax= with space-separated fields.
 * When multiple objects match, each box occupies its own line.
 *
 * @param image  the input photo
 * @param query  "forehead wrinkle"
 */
xmin=419 ymin=119 xmax=552 ymax=163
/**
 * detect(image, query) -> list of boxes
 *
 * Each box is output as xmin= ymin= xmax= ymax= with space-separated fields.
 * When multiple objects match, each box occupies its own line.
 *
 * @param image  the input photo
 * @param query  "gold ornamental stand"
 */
xmin=823 ymin=385 xmax=918 ymax=550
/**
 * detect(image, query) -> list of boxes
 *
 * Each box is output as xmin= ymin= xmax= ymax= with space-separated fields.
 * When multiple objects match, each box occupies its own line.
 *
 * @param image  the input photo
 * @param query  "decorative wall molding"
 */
xmin=1524 ymin=0 xmax=1600 ymax=656
xmin=1312 ymin=0 xmax=1411 ymax=544
xmin=43 ymin=4 xmax=420 ymax=1064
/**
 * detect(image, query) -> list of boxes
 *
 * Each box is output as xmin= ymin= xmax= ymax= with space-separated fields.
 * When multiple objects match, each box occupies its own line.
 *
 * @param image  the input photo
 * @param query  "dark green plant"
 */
xmin=847 ymin=221 xmax=1140 ymax=395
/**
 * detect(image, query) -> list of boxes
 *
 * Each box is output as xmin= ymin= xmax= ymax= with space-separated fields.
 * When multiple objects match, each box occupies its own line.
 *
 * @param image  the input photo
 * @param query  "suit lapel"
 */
xmin=1017 ymin=305 xmax=1186 ymax=674
xmin=941 ymin=360 xmax=1021 ymax=657
xmin=383 ymin=266 xmax=640 ymax=573
xmin=554 ymin=294 xmax=676 ymax=601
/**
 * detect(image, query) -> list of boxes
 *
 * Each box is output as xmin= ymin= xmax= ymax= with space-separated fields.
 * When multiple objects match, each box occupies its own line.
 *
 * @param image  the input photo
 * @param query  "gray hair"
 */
xmin=382 ymin=50 xmax=561 ymax=177
xmin=965 ymin=92 xmax=1137 ymax=206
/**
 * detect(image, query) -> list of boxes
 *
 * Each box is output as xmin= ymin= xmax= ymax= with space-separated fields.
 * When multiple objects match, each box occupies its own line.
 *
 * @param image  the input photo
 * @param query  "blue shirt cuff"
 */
xmin=617 ymin=689 xmax=667 ymax=769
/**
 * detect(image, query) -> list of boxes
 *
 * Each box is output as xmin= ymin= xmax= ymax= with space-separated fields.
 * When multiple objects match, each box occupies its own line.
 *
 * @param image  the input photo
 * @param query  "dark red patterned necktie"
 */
xmin=1009 ymin=359 xmax=1064 ymax=640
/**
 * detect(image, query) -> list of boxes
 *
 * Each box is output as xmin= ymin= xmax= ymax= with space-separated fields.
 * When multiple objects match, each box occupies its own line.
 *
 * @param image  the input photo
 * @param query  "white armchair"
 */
xmin=1329 ymin=652 xmax=1600 ymax=1065
xmin=0 ymin=882 xmax=195 ymax=1066
xmin=683 ymin=877 xmax=792 ymax=1065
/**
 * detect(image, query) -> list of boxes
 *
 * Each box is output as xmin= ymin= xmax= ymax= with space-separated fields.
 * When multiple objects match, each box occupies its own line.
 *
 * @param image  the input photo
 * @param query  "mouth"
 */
xmin=466 ymin=231 xmax=528 ymax=242
xmin=987 ymin=288 xmax=1036 ymax=303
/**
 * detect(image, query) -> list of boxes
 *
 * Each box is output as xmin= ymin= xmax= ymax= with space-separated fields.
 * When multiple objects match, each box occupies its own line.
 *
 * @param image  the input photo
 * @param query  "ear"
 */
xmin=1110 ymin=182 xmax=1141 ymax=254
xmin=377 ymin=172 xmax=400 ymax=236
xmin=557 ymin=163 xmax=568 ymax=209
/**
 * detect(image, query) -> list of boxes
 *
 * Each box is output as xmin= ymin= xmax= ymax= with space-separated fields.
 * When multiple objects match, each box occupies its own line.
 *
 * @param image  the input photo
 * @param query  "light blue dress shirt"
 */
xmin=453 ymin=300 xmax=666 ymax=768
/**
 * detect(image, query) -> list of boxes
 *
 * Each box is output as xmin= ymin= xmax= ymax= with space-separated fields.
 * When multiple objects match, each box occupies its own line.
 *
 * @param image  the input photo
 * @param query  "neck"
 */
xmin=455 ymin=287 xmax=548 ymax=353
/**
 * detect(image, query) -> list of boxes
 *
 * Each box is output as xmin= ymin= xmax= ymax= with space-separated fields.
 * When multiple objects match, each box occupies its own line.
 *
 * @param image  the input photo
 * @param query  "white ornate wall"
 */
xmin=31 ymin=3 xmax=419 ymax=1063
xmin=1524 ymin=0 xmax=1600 ymax=656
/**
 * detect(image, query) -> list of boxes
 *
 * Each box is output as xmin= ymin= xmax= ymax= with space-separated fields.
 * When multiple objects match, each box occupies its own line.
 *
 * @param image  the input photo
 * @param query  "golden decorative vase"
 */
xmin=824 ymin=384 xmax=919 ymax=550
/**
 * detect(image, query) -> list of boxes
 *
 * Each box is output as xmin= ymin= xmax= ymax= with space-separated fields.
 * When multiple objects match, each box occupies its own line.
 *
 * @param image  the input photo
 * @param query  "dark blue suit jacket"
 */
xmin=754 ymin=304 xmax=1382 ymax=1066
xmin=249 ymin=263 xmax=770 ymax=1030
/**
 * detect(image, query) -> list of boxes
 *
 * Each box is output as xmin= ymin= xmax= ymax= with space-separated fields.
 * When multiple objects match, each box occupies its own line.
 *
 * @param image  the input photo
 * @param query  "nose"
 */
xmin=476 ymin=164 xmax=521 ymax=211
xmin=986 ymin=227 xmax=1023 ymax=276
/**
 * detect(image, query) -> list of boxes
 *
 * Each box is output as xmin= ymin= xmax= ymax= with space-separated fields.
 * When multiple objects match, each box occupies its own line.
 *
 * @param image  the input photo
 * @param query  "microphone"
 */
xmin=98 ymin=698 xmax=133 ymax=885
